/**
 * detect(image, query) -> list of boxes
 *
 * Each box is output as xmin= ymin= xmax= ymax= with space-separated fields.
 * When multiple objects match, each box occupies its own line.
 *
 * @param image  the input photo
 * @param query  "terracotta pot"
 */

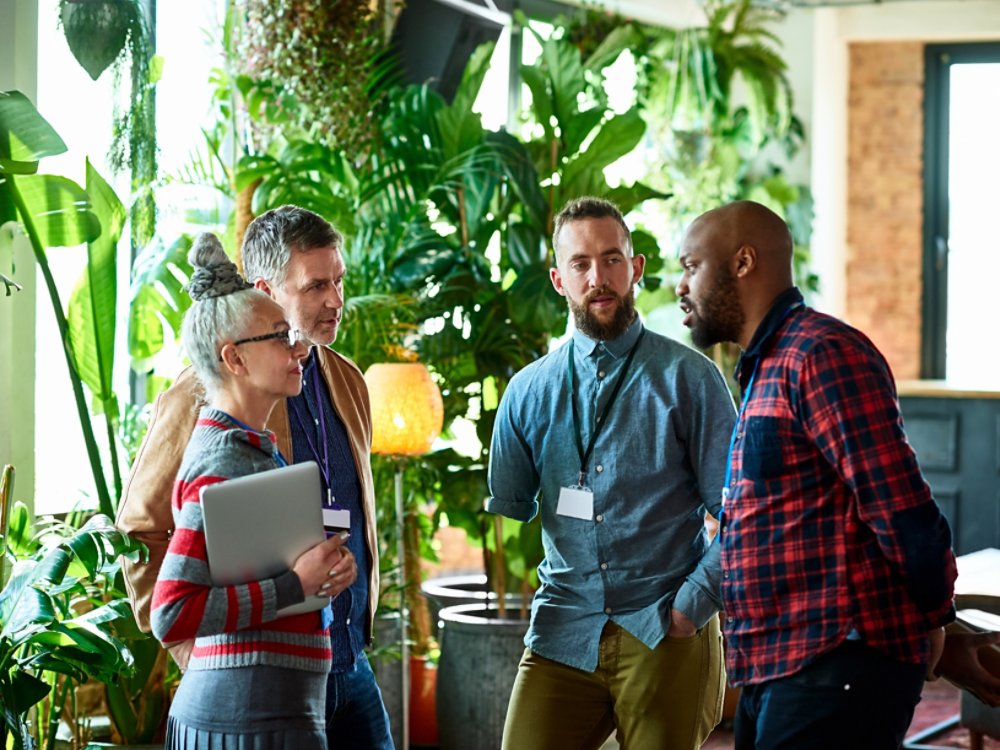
xmin=409 ymin=654 xmax=439 ymax=747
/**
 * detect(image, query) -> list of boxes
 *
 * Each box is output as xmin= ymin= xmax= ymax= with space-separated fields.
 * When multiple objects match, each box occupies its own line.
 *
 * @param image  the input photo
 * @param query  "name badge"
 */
xmin=323 ymin=508 xmax=351 ymax=531
xmin=556 ymin=486 xmax=594 ymax=521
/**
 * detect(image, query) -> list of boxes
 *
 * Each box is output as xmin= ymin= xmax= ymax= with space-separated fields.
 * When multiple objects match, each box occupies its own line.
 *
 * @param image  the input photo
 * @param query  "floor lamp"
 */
xmin=364 ymin=363 xmax=443 ymax=750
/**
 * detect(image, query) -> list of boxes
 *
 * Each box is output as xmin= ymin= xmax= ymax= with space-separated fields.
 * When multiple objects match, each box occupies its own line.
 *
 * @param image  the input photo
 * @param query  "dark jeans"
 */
xmin=734 ymin=640 xmax=925 ymax=750
xmin=326 ymin=652 xmax=394 ymax=749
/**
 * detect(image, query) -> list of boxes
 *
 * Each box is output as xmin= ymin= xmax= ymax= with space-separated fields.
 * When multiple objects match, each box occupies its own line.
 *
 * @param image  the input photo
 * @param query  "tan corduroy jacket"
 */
xmin=116 ymin=347 xmax=380 ymax=651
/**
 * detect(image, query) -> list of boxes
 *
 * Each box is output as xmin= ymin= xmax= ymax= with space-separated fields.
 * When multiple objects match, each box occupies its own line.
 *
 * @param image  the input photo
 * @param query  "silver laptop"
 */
xmin=200 ymin=460 xmax=329 ymax=616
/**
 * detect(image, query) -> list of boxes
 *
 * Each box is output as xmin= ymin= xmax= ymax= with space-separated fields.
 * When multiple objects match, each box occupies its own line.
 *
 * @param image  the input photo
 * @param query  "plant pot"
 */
xmin=409 ymin=654 xmax=438 ymax=747
xmin=420 ymin=572 xmax=525 ymax=638
xmin=436 ymin=602 xmax=530 ymax=750
xmin=59 ymin=0 xmax=136 ymax=81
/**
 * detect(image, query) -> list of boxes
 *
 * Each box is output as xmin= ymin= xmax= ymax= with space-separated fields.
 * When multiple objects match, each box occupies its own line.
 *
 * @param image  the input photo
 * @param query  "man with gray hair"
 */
xmin=118 ymin=205 xmax=394 ymax=748
xmin=487 ymin=196 xmax=736 ymax=749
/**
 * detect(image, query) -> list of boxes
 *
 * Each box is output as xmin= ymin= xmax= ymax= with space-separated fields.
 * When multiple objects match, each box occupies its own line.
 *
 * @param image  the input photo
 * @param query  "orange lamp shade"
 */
xmin=364 ymin=363 xmax=444 ymax=456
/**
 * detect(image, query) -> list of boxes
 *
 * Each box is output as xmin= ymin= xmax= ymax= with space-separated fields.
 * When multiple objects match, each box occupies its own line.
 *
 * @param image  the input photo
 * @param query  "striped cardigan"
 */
xmin=151 ymin=408 xmax=332 ymax=673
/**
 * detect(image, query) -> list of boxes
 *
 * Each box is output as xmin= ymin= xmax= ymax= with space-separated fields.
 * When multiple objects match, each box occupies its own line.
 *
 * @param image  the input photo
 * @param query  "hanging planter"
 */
xmin=59 ymin=0 xmax=138 ymax=81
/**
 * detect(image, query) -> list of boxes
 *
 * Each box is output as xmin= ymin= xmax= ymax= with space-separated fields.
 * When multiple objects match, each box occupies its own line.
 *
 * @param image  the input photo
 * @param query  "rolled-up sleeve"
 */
xmin=486 ymin=380 xmax=541 ymax=522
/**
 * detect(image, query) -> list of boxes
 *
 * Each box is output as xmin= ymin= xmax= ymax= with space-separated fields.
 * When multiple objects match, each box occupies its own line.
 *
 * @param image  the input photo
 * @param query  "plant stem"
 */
xmin=8 ymin=178 xmax=114 ymax=517
xmin=44 ymin=675 xmax=70 ymax=750
xmin=104 ymin=406 xmax=123 ymax=503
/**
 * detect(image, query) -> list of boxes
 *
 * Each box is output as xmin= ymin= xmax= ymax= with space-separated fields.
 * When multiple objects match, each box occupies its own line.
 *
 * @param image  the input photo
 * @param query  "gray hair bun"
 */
xmin=186 ymin=233 xmax=252 ymax=301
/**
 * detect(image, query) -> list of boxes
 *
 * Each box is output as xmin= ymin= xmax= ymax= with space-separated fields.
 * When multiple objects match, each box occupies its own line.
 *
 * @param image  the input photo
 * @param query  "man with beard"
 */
xmin=487 ymin=197 xmax=737 ymax=749
xmin=676 ymin=199 xmax=959 ymax=749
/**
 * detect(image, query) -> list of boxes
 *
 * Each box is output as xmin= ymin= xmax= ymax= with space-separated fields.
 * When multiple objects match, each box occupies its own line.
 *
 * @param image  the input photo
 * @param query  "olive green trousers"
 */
xmin=501 ymin=617 xmax=724 ymax=750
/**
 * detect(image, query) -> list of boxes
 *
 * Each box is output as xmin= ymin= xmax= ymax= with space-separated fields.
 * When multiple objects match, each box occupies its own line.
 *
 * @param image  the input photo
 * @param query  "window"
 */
xmin=922 ymin=42 xmax=1000 ymax=383
xmin=33 ymin=0 xmax=225 ymax=514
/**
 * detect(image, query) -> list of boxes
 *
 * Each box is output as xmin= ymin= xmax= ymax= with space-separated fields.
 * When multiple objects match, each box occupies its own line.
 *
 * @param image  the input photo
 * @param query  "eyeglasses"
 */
xmin=232 ymin=329 xmax=307 ymax=350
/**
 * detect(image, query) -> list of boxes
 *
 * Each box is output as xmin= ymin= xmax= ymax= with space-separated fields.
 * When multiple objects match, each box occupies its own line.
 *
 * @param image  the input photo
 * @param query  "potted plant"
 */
xmin=0 ymin=467 xmax=146 ymax=750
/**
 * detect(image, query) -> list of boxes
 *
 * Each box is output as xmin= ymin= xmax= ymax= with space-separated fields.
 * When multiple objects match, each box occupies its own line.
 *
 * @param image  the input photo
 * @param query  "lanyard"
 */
xmin=217 ymin=410 xmax=287 ymax=467
xmin=290 ymin=363 xmax=337 ymax=506
xmin=721 ymin=367 xmax=757 ymax=505
xmin=567 ymin=329 xmax=645 ymax=486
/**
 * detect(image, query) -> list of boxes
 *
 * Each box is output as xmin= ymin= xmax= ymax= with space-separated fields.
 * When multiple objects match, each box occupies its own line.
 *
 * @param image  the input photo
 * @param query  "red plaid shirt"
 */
xmin=721 ymin=288 xmax=956 ymax=686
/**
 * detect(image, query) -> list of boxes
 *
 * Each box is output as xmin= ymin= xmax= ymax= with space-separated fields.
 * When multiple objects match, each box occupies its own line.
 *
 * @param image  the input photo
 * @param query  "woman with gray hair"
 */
xmin=151 ymin=233 xmax=353 ymax=749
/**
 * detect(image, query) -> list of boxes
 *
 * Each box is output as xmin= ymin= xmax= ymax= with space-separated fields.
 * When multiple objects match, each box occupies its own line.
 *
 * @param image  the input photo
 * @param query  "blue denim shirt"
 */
xmin=486 ymin=318 xmax=736 ymax=672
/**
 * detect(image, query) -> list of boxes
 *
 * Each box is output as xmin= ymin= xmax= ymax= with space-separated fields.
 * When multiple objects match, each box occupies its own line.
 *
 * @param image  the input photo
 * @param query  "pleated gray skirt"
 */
xmin=165 ymin=665 xmax=327 ymax=750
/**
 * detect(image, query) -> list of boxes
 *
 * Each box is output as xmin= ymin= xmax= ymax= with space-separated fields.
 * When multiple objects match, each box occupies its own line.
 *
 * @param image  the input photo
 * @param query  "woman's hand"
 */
xmin=292 ymin=532 xmax=358 ymax=597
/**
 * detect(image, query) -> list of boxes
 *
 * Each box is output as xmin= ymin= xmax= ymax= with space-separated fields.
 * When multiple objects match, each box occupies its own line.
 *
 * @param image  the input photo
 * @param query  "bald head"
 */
xmin=677 ymin=201 xmax=795 ymax=350
xmin=687 ymin=200 xmax=794 ymax=286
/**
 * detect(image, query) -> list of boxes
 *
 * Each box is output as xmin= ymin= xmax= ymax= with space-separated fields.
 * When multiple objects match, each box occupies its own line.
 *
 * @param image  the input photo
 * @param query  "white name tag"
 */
xmin=322 ymin=508 xmax=351 ymax=530
xmin=556 ymin=486 xmax=594 ymax=521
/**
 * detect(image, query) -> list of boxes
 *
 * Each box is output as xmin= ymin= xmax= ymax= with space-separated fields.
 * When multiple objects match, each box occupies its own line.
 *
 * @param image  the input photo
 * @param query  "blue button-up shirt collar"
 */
xmin=571 ymin=315 xmax=644 ymax=360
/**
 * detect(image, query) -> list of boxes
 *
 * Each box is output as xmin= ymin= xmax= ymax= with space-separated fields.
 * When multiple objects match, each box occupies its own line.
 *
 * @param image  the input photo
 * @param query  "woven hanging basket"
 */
xmin=59 ymin=0 xmax=136 ymax=81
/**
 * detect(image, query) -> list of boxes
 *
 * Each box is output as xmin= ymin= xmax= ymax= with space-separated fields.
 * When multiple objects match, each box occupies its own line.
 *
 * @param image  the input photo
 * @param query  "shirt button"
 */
xmin=604 ymin=607 xmax=612 ymax=615
xmin=598 ymin=370 xmax=606 ymax=378
xmin=595 ymin=514 xmax=604 ymax=523
xmin=596 ymin=465 xmax=604 ymax=473
xmin=346 ymin=618 xmax=351 ymax=625
xmin=600 ymin=562 xmax=609 ymax=570
xmin=723 ymin=571 xmax=730 ymax=579
xmin=727 ymin=616 xmax=734 ymax=623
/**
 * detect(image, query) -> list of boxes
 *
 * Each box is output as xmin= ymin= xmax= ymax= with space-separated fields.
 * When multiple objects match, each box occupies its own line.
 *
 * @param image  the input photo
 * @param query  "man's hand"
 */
xmin=668 ymin=608 xmax=698 ymax=638
xmin=935 ymin=629 xmax=1000 ymax=707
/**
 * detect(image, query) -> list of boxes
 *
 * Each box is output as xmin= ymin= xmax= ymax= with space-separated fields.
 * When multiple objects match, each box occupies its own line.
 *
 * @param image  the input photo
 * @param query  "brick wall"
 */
xmin=846 ymin=42 xmax=925 ymax=380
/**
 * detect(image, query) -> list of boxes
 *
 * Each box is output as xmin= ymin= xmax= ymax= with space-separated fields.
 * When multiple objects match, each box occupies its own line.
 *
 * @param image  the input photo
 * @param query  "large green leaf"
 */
xmin=604 ymin=182 xmax=672 ymax=216
xmin=506 ymin=263 xmax=565 ymax=336
xmin=68 ymin=161 xmax=125 ymax=417
xmin=584 ymin=24 xmax=645 ymax=73
xmin=561 ymin=109 xmax=646 ymax=199
xmin=0 ymin=90 xmax=67 ymax=173
xmin=505 ymin=221 xmax=545 ymax=274
xmin=129 ymin=235 xmax=193 ymax=370
xmin=488 ymin=131 xmax=546 ymax=232
xmin=519 ymin=66 xmax=554 ymax=143
xmin=561 ymin=108 xmax=604 ymax=161
xmin=436 ymin=43 xmax=493 ymax=159
xmin=0 ymin=560 xmax=55 ymax=638
xmin=12 ymin=173 xmax=101 ymax=247
xmin=537 ymin=32 xmax=586 ymax=137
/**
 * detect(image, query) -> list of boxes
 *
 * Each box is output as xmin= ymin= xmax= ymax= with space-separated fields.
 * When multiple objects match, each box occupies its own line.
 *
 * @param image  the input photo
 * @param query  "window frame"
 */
xmin=921 ymin=41 xmax=1000 ymax=379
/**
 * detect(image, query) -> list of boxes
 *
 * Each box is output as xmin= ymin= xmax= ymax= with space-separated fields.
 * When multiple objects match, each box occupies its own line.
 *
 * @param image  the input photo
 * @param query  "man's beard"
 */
xmin=569 ymin=285 xmax=637 ymax=341
xmin=687 ymin=268 xmax=744 ymax=349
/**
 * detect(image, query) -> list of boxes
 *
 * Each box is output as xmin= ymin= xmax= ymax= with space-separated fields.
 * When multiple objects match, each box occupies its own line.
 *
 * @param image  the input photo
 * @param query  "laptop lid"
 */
xmin=200 ymin=460 xmax=329 ymax=616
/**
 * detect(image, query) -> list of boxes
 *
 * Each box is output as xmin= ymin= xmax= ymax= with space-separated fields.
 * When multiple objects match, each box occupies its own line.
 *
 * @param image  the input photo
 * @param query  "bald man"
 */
xmin=676 ymin=200 xmax=958 ymax=749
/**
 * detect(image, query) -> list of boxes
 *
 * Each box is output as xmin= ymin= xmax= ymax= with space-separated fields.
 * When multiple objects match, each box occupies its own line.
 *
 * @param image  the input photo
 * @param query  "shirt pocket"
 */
xmin=741 ymin=416 xmax=785 ymax=481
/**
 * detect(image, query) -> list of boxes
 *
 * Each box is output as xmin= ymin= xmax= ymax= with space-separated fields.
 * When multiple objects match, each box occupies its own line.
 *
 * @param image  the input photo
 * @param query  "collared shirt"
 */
xmin=721 ymin=287 xmax=957 ymax=686
xmin=289 ymin=350 xmax=369 ymax=672
xmin=487 ymin=317 xmax=736 ymax=672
